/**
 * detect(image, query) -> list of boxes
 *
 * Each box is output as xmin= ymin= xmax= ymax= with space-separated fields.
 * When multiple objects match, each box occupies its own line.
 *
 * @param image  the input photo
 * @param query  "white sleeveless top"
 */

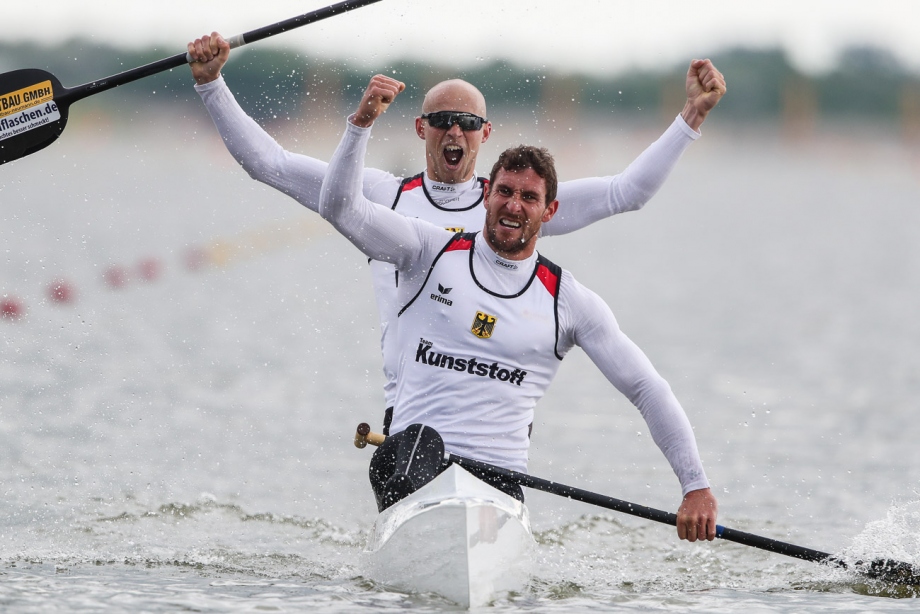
xmin=370 ymin=174 xmax=490 ymax=407
xmin=390 ymin=232 xmax=564 ymax=472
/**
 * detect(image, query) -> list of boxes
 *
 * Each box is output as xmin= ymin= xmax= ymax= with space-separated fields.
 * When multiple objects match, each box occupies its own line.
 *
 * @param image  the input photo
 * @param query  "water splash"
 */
xmin=830 ymin=499 xmax=920 ymax=595
xmin=844 ymin=500 xmax=920 ymax=566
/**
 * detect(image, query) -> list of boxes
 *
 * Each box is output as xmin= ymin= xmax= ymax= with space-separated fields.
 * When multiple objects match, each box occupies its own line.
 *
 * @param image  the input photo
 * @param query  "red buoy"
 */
xmin=1 ymin=297 xmax=25 ymax=320
xmin=104 ymin=265 xmax=129 ymax=288
xmin=48 ymin=279 xmax=76 ymax=304
xmin=137 ymin=257 xmax=163 ymax=282
xmin=184 ymin=247 xmax=207 ymax=271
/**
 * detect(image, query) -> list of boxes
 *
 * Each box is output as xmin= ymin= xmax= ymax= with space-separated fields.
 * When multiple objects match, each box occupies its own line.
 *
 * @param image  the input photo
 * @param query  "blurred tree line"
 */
xmin=2 ymin=40 xmax=918 ymax=126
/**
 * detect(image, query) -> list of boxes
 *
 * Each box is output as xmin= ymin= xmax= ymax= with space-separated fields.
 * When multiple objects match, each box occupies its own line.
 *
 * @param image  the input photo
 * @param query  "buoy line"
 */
xmin=2 ymin=217 xmax=325 ymax=321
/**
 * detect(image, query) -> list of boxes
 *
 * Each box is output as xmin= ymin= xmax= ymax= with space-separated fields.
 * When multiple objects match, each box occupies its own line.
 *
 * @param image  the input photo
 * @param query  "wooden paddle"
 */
xmin=0 ymin=0 xmax=383 ymax=166
xmin=354 ymin=422 xmax=918 ymax=586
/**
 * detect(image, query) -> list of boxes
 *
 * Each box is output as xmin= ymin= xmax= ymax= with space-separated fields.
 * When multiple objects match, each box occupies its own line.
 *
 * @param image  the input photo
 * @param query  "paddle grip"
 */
xmin=354 ymin=422 xmax=386 ymax=448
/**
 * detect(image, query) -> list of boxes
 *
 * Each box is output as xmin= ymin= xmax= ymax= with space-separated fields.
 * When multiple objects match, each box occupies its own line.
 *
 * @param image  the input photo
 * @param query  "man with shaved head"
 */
xmin=415 ymin=79 xmax=490 ymax=184
xmin=187 ymin=33 xmax=726 ymax=432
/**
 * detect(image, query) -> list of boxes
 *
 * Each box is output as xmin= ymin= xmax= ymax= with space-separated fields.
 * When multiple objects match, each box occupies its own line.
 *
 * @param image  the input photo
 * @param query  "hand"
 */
xmin=680 ymin=59 xmax=726 ymax=131
xmin=676 ymin=487 xmax=718 ymax=542
xmin=351 ymin=75 xmax=406 ymax=128
xmin=187 ymin=32 xmax=230 ymax=85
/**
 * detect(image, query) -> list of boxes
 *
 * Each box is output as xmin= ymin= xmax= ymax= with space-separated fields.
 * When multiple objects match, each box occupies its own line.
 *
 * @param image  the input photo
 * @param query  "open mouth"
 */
xmin=499 ymin=218 xmax=521 ymax=229
xmin=443 ymin=145 xmax=463 ymax=167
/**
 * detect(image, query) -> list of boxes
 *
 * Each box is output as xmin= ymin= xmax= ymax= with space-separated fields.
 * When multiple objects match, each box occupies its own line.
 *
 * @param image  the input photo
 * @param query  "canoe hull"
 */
xmin=365 ymin=464 xmax=534 ymax=607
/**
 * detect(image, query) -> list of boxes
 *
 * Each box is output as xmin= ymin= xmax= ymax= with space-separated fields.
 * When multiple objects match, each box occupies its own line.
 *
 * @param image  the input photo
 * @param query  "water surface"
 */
xmin=2 ymin=110 xmax=919 ymax=611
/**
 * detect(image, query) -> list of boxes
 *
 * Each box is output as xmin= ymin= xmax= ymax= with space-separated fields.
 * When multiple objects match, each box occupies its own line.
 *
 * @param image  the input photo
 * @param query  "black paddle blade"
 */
xmin=0 ymin=68 xmax=70 ymax=166
xmin=858 ymin=558 xmax=919 ymax=586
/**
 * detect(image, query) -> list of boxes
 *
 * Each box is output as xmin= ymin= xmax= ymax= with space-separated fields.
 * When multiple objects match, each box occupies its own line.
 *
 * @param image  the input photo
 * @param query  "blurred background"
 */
xmin=3 ymin=1 xmax=920 ymax=126
xmin=1 ymin=1 xmax=919 ymax=610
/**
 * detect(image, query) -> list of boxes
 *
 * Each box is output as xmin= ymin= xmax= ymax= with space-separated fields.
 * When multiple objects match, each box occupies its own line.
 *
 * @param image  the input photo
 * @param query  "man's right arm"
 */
xmin=319 ymin=75 xmax=451 ymax=271
xmin=188 ymin=32 xmax=393 ymax=213
xmin=319 ymin=118 xmax=429 ymax=267
xmin=195 ymin=76 xmax=328 ymax=211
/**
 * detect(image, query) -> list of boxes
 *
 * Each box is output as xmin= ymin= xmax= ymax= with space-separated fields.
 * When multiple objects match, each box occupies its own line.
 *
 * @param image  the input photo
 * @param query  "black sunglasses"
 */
xmin=421 ymin=111 xmax=488 ymax=131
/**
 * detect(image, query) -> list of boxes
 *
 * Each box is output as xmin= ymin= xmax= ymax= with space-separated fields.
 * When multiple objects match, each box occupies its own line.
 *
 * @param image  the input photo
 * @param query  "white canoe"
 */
xmin=364 ymin=464 xmax=535 ymax=607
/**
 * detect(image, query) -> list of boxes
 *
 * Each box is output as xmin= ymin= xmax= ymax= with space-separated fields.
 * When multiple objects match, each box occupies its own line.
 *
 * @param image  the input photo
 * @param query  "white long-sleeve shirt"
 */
xmin=195 ymin=76 xmax=701 ymax=408
xmin=319 ymin=119 xmax=710 ymax=496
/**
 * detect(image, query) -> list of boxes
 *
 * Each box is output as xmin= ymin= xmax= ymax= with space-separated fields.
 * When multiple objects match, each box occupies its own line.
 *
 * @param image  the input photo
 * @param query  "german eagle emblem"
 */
xmin=471 ymin=311 xmax=497 ymax=339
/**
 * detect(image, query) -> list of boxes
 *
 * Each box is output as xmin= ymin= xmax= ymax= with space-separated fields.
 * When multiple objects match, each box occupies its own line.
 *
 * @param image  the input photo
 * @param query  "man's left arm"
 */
xmin=543 ymin=59 xmax=726 ymax=236
xmin=559 ymin=276 xmax=718 ymax=541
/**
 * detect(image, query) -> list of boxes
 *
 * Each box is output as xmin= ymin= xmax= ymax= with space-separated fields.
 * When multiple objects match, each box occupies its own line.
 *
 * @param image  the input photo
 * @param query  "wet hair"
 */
xmin=488 ymin=145 xmax=558 ymax=204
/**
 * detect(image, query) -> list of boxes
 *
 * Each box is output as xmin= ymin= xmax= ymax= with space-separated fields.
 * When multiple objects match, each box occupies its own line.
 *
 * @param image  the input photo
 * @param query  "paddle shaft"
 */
xmin=452 ymin=456 xmax=918 ymax=583
xmin=353 ymin=423 xmax=834 ymax=563
xmin=446 ymin=454 xmax=838 ymax=566
xmin=56 ymin=0 xmax=383 ymax=106
xmin=354 ymin=422 xmax=918 ymax=584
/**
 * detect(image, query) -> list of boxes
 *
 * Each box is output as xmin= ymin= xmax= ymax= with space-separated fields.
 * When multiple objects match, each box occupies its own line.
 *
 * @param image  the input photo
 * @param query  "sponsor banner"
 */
xmin=1 ymin=81 xmax=54 ymax=119
xmin=0 ymin=101 xmax=61 ymax=142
